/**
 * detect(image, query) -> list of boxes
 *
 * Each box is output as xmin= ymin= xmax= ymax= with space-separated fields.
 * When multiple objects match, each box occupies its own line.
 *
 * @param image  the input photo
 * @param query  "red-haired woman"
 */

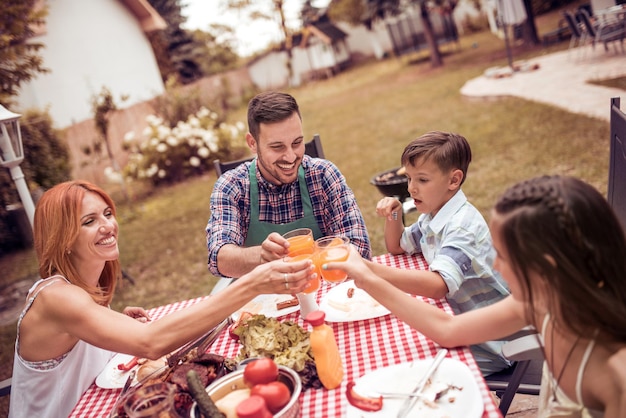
xmin=9 ymin=180 xmax=314 ymax=417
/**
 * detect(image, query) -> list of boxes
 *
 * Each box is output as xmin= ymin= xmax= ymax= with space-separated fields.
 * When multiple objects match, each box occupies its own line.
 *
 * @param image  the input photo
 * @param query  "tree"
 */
xmin=190 ymin=26 xmax=240 ymax=76
xmin=418 ymin=1 xmax=443 ymax=67
xmin=147 ymin=0 xmax=206 ymax=84
xmin=0 ymin=0 xmax=49 ymax=106
xmin=522 ymin=0 xmax=540 ymax=45
xmin=89 ymin=87 xmax=131 ymax=204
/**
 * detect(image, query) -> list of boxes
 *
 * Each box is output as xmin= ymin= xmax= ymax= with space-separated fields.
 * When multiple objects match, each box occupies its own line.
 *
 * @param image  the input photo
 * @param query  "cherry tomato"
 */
xmin=229 ymin=311 xmax=253 ymax=341
xmin=250 ymin=381 xmax=291 ymax=413
xmin=346 ymin=381 xmax=383 ymax=412
xmin=243 ymin=357 xmax=279 ymax=386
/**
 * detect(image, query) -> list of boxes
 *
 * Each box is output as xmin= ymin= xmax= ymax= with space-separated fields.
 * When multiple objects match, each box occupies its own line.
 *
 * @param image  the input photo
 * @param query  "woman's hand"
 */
xmin=243 ymin=257 xmax=315 ymax=295
xmin=123 ymin=306 xmax=151 ymax=323
xmin=376 ymin=197 xmax=403 ymax=221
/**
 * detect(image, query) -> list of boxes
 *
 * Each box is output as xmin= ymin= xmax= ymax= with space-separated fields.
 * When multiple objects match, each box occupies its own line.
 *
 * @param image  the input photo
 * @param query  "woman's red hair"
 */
xmin=33 ymin=180 xmax=120 ymax=305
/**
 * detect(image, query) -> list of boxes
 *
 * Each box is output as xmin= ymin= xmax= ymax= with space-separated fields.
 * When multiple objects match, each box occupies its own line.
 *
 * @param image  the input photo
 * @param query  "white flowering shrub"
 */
xmin=121 ymin=107 xmax=246 ymax=185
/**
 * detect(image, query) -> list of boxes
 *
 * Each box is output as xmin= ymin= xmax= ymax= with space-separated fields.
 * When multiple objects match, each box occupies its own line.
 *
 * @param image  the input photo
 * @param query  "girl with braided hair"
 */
xmin=328 ymin=175 xmax=626 ymax=417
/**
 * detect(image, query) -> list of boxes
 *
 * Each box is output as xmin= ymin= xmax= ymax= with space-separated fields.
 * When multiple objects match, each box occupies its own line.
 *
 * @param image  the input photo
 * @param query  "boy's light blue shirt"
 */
xmin=400 ymin=189 xmax=511 ymax=375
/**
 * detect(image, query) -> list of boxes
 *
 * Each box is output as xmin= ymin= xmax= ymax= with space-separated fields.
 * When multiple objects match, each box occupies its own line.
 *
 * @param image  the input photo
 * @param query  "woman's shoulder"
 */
xmin=34 ymin=279 xmax=93 ymax=311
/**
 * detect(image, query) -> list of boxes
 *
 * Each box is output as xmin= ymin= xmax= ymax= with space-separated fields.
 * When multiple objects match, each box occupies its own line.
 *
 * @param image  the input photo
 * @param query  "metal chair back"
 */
xmin=609 ymin=97 xmax=626 ymax=231
xmin=214 ymin=134 xmax=325 ymax=178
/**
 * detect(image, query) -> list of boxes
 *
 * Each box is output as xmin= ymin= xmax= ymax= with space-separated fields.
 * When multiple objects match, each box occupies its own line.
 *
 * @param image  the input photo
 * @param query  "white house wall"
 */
xmin=305 ymin=40 xmax=347 ymax=71
xmin=16 ymin=0 xmax=165 ymax=128
xmin=248 ymin=51 xmax=290 ymax=90
xmin=336 ymin=20 xmax=393 ymax=58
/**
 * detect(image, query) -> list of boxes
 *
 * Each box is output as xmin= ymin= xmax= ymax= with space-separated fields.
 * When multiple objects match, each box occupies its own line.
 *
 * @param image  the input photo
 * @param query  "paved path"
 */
xmin=461 ymin=45 xmax=626 ymax=121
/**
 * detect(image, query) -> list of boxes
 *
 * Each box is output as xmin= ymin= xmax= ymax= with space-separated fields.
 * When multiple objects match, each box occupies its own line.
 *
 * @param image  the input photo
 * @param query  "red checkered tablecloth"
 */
xmin=70 ymin=253 xmax=502 ymax=418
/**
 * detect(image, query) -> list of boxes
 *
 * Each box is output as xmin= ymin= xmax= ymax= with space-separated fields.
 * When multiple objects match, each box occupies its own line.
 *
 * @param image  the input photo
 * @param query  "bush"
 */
xmin=122 ymin=107 xmax=248 ymax=186
xmin=0 ymin=108 xmax=71 ymax=254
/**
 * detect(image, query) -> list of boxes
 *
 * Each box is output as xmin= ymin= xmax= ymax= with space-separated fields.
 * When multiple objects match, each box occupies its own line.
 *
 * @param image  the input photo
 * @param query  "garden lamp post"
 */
xmin=0 ymin=104 xmax=35 ymax=228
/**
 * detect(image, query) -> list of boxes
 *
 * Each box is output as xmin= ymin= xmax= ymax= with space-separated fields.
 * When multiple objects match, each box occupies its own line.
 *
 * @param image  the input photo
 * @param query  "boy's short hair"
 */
xmin=401 ymin=131 xmax=472 ymax=185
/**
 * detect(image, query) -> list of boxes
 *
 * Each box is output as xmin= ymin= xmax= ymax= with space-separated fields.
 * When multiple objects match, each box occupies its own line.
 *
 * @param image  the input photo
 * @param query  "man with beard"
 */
xmin=206 ymin=91 xmax=371 ymax=279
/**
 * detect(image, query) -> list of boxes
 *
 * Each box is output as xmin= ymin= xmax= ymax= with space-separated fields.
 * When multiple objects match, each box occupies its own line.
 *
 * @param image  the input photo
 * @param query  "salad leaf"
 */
xmin=233 ymin=315 xmax=321 ymax=389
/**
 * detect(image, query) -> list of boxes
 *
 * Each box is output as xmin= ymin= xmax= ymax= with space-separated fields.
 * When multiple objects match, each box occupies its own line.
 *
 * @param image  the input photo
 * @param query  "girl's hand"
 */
xmin=323 ymin=245 xmax=372 ymax=288
xmin=376 ymin=197 xmax=403 ymax=221
xmin=123 ymin=306 xmax=151 ymax=323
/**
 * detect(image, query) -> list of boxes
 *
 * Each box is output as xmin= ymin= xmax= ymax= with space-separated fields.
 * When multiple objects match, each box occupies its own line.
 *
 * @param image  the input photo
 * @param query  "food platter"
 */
xmin=319 ymin=280 xmax=390 ymax=322
xmin=231 ymin=294 xmax=300 ymax=322
xmin=346 ymin=358 xmax=483 ymax=418
xmin=96 ymin=353 xmax=139 ymax=389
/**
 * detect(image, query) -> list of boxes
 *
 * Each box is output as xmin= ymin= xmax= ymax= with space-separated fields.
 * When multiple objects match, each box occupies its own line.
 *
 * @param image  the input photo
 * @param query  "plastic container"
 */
xmin=305 ymin=310 xmax=343 ymax=389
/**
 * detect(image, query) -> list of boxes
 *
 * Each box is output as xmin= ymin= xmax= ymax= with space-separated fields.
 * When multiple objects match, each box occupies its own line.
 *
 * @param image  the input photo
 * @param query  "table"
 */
xmin=70 ymin=253 xmax=502 ymax=417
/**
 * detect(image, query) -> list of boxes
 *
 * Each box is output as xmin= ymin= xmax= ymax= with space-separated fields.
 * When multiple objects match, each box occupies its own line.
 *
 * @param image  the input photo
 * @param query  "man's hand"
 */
xmin=260 ymin=232 xmax=289 ymax=263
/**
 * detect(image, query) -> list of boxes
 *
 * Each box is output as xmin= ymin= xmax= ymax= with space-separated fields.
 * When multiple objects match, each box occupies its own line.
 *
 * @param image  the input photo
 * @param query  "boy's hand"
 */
xmin=376 ymin=197 xmax=403 ymax=221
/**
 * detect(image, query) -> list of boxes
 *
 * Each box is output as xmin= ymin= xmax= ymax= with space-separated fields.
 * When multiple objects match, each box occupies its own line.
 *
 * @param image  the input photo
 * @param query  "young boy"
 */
xmin=370 ymin=131 xmax=511 ymax=375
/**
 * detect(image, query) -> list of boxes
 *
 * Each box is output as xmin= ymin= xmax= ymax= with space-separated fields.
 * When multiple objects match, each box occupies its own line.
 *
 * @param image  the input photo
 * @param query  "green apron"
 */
xmin=244 ymin=160 xmax=323 ymax=247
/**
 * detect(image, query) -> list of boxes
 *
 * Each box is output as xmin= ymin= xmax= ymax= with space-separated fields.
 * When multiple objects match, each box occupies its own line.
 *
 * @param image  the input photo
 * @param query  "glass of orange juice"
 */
xmin=282 ymin=228 xmax=314 ymax=257
xmin=315 ymin=236 xmax=350 ymax=283
xmin=286 ymin=253 xmax=320 ymax=294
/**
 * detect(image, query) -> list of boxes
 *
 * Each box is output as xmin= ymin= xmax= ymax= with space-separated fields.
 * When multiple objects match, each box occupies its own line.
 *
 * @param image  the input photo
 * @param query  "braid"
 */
xmin=496 ymin=175 xmax=550 ymax=212
xmin=497 ymin=176 xmax=585 ymax=252
xmin=495 ymin=175 xmax=619 ymax=338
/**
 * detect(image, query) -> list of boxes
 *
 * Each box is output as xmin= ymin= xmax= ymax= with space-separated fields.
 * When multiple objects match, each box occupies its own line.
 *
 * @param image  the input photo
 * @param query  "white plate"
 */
xmin=319 ymin=280 xmax=390 ymax=322
xmin=231 ymin=294 xmax=300 ymax=321
xmin=347 ymin=358 xmax=483 ymax=418
xmin=96 ymin=353 xmax=139 ymax=389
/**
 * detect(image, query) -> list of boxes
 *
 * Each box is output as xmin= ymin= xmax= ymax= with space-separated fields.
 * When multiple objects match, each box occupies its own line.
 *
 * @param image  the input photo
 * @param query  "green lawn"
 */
xmin=0 ymin=7 xmax=616 ymax=413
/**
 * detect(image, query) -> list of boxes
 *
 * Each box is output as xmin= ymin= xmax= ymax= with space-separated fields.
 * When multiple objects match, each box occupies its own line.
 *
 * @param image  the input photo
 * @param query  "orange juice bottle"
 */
xmin=305 ymin=310 xmax=343 ymax=389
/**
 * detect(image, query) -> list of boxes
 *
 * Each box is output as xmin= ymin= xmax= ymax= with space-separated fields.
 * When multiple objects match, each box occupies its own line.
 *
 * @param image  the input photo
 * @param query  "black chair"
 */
xmin=609 ymin=97 xmax=626 ymax=230
xmin=0 ymin=377 xmax=10 ymax=397
xmin=213 ymin=134 xmax=325 ymax=178
xmin=578 ymin=8 xmax=626 ymax=52
xmin=485 ymin=329 xmax=543 ymax=416
xmin=562 ymin=10 xmax=585 ymax=53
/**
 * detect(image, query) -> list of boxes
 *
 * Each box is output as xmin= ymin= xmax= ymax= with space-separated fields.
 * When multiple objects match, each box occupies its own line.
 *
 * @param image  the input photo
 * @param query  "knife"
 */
xmin=396 ymin=348 xmax=448 ymax=418
xmin=196 ymin=317 xmax=230 ymax=355
xmin=120 ymin=369 xmax=135 ymax=398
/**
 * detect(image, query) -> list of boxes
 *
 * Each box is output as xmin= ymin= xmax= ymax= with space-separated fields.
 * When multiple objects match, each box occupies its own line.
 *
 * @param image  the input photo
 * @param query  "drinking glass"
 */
xmin=282 ymin=228 xmax=314 ymax=257
xmin=286 ymin=253 xmax=321 ymax=294
xmin=315 ymin=236 xmax=350 ymax=283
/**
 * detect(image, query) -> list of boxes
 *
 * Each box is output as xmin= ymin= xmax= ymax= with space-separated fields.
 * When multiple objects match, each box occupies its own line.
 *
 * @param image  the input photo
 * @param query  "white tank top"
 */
xmin=8 ymin=276 xmax=114 ymax=418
